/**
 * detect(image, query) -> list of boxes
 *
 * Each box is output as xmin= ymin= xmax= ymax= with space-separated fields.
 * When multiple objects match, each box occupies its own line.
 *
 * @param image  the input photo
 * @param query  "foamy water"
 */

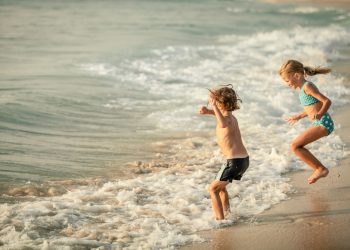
xmin=1 ymin=0 xmax=349 ymax=184
xmin=1 ymin=22 xmax=349 ymax=248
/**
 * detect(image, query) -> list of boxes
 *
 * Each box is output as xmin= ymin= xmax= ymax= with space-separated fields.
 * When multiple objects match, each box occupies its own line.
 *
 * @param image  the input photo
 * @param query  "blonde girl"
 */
xmin=279 ymin=59 xmax=333 ymax=184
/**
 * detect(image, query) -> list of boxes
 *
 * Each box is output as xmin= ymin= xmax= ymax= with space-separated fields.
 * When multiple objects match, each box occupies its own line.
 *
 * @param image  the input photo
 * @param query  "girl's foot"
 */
xmin=308 ymin=168 xmax=329 ymax=184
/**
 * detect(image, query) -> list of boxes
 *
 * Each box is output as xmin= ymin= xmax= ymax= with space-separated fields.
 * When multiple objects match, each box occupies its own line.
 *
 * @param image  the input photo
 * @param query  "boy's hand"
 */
xmin=208 ymin=95 xmax=217 ymax=107
xmin=286 ymin=115 xmax=300 ymax=125
xmin=199 ymin=106 xmax=209 ymax=115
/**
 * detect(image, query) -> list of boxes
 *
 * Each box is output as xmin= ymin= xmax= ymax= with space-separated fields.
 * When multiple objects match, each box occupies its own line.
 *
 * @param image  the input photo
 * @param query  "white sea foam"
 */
xmin=280 ymin=6 xmax=322 ymax=14
xmin=80 ymin=63 xmax=117 ymax=77
xmin=2 ymin=26 xmax=348 ymax=249
xmin=0 ymin=147 xmax=294 ymax=249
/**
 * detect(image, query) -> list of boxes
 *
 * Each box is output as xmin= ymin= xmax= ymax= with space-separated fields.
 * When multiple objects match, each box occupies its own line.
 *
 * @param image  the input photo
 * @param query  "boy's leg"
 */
xmin=209 ymin=180 xmax=229 ymax=220
xmin=291 ymin=125 xmax=329 ymax=184
xmin=219 ymin=188 xmax=230 ymax=216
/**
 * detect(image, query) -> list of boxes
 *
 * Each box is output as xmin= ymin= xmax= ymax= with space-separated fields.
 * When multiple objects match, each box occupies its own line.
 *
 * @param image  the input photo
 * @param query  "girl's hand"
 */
xmin=313 ymin=113 xmax=321 ymax=121
xmin=199 ymin=106 xmax=209 ymax=115
xmin=286 ymin=115 xmax=300 ymax=125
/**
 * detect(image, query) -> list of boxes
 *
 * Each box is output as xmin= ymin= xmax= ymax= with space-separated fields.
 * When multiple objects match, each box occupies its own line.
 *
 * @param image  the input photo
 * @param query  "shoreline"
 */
xmin=182 ymin=3 xmax=350 ymax=250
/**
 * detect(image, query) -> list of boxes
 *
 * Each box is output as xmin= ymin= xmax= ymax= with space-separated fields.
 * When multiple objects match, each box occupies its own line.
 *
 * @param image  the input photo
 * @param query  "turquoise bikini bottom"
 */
xmin=313 ymin=112 xmax=334 ymax=135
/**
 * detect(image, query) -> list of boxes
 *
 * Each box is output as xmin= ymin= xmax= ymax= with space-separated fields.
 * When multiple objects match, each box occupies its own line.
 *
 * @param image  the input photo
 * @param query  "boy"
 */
xmin=199 ymin=85 xmax=249 ymax=220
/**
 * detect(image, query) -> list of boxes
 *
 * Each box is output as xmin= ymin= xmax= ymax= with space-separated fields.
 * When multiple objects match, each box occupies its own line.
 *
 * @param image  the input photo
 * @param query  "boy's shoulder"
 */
xmin=227 ymin=112 xmax=236 ymax=119
xmin=225 ymin=113 xmax=237 ymax=124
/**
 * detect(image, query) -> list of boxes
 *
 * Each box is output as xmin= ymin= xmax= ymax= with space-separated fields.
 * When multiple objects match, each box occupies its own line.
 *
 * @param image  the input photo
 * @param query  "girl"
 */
xmin=279 ymin=59 xmax=333 ymax=184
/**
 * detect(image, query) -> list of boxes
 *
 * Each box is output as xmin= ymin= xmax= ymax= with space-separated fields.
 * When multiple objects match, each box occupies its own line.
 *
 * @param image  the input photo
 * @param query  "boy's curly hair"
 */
xmin=209 ymin=84 xmax=241 ymax=111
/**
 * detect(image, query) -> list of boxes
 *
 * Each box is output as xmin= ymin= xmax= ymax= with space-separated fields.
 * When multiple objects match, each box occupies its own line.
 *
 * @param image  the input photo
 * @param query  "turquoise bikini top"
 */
xmin=299 ymin=81 xmax=320 ymax=106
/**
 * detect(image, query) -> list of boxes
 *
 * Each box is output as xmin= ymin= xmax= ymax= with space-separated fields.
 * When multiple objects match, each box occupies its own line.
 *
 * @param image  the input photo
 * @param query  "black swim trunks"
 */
xmin=216 ymin=157 xmax=249 ymax=182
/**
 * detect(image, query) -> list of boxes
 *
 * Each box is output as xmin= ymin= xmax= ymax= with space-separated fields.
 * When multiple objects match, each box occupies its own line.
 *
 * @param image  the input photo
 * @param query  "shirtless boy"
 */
xmin=199 ymin=85 xmax=249 ymax=220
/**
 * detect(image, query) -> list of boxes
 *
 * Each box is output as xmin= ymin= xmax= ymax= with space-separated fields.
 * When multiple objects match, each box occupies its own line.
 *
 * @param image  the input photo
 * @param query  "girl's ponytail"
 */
xmin=280 ymin=59 xmax=332 ymax=77
xmin=304 ymin=66 xmax=331 ymax=76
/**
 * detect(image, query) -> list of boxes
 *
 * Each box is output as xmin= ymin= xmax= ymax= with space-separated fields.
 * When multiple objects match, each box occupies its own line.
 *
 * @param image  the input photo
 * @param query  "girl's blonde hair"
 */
xmin=209 ymin=84 xmax=241 ymax=111
xmin=279 ymin=59 xmax=331 ymax=77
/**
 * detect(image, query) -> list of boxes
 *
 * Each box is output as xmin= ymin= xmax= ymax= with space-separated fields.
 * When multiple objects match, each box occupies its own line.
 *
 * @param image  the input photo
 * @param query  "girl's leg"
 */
xmin=291 ymin=125 xmax=329 ymax=184
xmin=209 ymin=180 xmax=229 ymax=220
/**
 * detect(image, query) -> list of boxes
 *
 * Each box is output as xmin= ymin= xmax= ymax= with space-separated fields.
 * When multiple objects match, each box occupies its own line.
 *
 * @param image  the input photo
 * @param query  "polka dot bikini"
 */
xmin=299 ymin=81 xmax=334 ymax=135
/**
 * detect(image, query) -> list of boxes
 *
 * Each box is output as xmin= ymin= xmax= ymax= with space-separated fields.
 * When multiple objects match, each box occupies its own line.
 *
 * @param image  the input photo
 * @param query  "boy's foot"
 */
xmin=308 ymin=168 xmax=329 ymax=184
xmin=224 ymin=209 xmax=231 ymax=219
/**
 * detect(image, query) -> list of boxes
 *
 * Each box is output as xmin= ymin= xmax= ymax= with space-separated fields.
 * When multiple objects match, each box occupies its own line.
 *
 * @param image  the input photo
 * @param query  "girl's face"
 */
xmin=281 ymin=72 xmax=302 ymax=89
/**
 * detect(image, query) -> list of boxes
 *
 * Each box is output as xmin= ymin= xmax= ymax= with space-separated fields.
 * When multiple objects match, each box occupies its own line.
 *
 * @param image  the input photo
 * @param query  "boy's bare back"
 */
xmin=199 ymin=85 xmax=248 ymax=159
xmin=216 ymin=113 xmax=248 ymax=159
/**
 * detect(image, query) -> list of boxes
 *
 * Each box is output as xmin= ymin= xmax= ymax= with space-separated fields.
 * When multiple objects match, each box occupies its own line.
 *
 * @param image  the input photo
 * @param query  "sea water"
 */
xmin=0 ymin=0 xmax=349 ymax=249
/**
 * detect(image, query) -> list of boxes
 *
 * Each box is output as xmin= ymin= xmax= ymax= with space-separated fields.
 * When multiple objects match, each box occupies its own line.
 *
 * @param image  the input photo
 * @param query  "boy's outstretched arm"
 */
xmin=199 ymin=106 xmax=215 ymax=115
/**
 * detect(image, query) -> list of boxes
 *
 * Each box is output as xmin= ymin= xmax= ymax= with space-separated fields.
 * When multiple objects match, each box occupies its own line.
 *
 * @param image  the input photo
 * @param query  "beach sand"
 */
xmin=182 ymin=4 xmax=350 ymax=250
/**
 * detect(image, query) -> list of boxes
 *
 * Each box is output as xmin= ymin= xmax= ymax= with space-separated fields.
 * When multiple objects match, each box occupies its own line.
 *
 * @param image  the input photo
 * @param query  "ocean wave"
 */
xmin=2 ymin=23 xmax=349 ymax=248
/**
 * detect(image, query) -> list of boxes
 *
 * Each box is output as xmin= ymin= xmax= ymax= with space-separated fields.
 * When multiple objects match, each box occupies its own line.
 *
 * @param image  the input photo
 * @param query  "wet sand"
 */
xmin=182 ymin=3 xmax=350 ymax=250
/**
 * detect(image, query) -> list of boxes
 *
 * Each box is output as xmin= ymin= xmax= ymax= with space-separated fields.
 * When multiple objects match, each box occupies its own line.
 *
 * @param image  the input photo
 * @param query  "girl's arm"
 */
xmin=304 ymin=84 xmax=332 ymax=119
xmin=209 ymin=97 xmax=227 ymax=128
xmin=287 ymin=111 xmax=307 ymax=125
